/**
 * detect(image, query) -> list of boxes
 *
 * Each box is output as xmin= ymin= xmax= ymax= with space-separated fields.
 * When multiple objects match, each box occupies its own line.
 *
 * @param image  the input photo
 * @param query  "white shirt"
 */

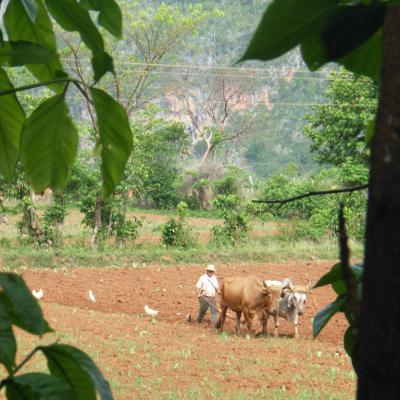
xmin=196 ymin=274 xmax=219 ymax=297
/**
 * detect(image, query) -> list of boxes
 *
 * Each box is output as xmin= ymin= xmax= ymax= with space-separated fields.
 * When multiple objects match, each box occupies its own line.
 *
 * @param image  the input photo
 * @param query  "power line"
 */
xmin=16 ymin=93 xmax=375 ymax=108
xmin=61 ymin=57 xmax=334 ymax=77
xmin=61 ymin=64 xmax=332 ymax=81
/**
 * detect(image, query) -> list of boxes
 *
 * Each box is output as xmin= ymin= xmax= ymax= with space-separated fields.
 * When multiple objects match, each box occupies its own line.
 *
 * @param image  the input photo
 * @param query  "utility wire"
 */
xmin=60 ymin=64 xmax=331 ymax=81
xmin=61 ymin=57 xmax=334 ymax=76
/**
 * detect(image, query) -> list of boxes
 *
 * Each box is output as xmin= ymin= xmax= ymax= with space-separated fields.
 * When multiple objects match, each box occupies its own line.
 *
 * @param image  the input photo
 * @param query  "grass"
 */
xmin=0 ymin=237 xmax=363 ymax=269
xmin=0 ymin=207 xmax=363 ymax=269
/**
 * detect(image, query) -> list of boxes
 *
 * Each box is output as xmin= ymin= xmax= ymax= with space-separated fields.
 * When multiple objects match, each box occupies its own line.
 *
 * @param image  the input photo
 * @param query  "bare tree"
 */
xmin=179 ymin=73 xmax=256 ymax=165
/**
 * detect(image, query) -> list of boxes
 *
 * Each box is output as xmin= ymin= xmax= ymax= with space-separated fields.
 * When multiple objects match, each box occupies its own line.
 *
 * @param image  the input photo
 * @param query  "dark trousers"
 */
xmin=197 ymin=296 xmax=218 ymax=323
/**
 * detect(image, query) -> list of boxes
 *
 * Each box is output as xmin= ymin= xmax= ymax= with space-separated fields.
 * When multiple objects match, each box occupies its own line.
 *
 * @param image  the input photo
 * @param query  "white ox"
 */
xmin=263 ymin=278 xmax=310 ymax=338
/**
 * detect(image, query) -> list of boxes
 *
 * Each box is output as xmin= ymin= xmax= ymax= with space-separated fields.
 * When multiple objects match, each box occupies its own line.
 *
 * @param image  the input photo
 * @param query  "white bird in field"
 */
xmin=88 ymin=290 xmax=96 ymax=302
xmin=32 ymin=289 xmax=44 ymax=300
xmin=144 ymin=304 xmax=159 ymax=317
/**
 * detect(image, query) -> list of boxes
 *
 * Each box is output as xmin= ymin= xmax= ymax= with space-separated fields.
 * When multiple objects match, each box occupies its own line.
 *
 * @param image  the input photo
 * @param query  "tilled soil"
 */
xmin=19 ymin=261 xmax=354 ymax=399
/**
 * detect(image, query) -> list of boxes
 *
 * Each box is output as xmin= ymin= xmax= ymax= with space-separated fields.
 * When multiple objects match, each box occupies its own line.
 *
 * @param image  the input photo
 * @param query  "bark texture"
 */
xmin=357 ymin=7 xmax=400 ymax=399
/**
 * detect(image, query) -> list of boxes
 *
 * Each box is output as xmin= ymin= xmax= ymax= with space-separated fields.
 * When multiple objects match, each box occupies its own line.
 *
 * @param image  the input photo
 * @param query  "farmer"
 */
xmin=195 ymin=264 xmax=220 ymax=324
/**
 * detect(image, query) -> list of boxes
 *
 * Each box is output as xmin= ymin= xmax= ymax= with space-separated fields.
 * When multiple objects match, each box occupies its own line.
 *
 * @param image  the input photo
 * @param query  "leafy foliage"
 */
xmin=313 ymin=262 xmax=363 ymax=371
xmin=161 ymin=202 xmax=198 ymax=248
xmin=261 ymin=164 xmax=367 ymax=240
xmin=211 ymin=194 xmax=250 ymax=247
xmin=0 ymin=0 xmax=130 ymax=397
xmin=0 ymin=271 xmax=112 ymax=398
xmin=1 ymin=0 xmax=132 ymax=197
xmin=303 ymin=67 xmax=377 ymax=175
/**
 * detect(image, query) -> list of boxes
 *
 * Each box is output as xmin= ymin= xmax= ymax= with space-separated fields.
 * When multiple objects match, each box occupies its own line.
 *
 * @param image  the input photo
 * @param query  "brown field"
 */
xmin=10 ymin=261 xmax=356 ymax=399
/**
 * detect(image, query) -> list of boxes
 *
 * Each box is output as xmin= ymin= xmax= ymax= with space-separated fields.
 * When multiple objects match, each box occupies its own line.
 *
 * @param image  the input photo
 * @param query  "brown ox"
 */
xmin=215 ymin=275 xmax=272 ymax=335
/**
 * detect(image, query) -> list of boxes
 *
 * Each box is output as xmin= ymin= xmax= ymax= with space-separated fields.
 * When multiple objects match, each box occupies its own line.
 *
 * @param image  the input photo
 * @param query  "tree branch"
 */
xmin=253 ymin=184 xmax=369 ymax=205
xmin=0 ymin=77 xmax=78 ymax=96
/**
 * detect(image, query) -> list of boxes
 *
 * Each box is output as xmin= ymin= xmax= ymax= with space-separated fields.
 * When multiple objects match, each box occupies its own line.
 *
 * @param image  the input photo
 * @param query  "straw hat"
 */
xmin=206 ymin=264 xmax=215 ymax=272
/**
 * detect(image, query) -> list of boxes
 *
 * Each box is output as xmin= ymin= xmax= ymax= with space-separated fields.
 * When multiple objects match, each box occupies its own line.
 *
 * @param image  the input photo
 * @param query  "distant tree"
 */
xmin=128 ymin=105 xmax=190 ymax=208
xmin=303 ymin=68 xmax=377 ymax=177
xmin=179 ymin=74 xmax=256 ymax=164
xmin=61 ymin=1 xmax=209 ymax=244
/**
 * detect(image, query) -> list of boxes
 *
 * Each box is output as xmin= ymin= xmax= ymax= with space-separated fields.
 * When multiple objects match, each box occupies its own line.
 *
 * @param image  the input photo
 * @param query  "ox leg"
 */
xmin=293 ymin=315 xmax=299 ymax=338
xmin=218 ymin=305 xmax=228 ymax=333
xmin=273 ymin=314 xmax=279 ymax=338
xmin=243 ymin=311 xmax=252 ymax=334
xmin=235 ymin=311 xmax=242 ymax=334
xmin=262 ymin=311 xmax=270 ymax=336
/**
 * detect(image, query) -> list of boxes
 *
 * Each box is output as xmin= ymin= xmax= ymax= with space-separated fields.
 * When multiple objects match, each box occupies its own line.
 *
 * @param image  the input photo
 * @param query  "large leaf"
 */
xmin=21 ymin=0 xmax=38 ymax=22
xmin=301 ymin=5 xmax=384 ymax=78
xmin=0 ymin=40 xmax=56 ymax=66
xmin=239 ymin=0 xmax=339 ymax=62
xmin=322 ymin=3 xmax=385 ymax=62
xmin=313 ymin=262 xmax=362 ymax=292
xmin=339 ymin=29 xmax=383 ymax=82
xmin=21 ymin=94 xmax=78 ymax=193
xmin=0 ymin=272 xmax=52 ymax=335
xmin=4 ymin=0 xmax=66 ymax=92
xmin=79 ymin=0 xmax=122 ymax=38
xmin=0 ymin=298 xmax=17 ymax=374
xmin=90 ymin=88 xmax=133 ymax=197
xmin=5 ymin=373 xmax=73 ymax=400
xmin=0 ymin=67 xmax=25 ymax=182
xmin=313 ymin=296 xmax=346 ymax=338
xmin=313 ymin=263 xmax=342 ymax=289
xmin=40 ymin=344 xmax=113 ymax=400
xmin=344 ymin=326 xmax=357 ymax=358
xmin=44 ymin=0 xmax=113 ymax=81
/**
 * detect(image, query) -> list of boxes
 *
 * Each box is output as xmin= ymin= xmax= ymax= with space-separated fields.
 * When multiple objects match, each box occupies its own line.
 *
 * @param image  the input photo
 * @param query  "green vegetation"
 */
xmin=240 ymin=0 xmax=400 ymax=398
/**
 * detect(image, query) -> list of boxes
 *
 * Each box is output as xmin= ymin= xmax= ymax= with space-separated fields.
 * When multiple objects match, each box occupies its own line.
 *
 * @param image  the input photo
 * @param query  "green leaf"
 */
xmin=5 ymin=373 xmax=73 ymax=400
xmin=79 ymin=0 xmax=122 ymax=38
xmin=344 ymin=326 xmax=357 ymax=358
xmin=40 ymin=344 xmax=113 ymax=400
xmin=332 ymin=279 xmax=347 ymax=296
xmin=321 ymin=4 xmax=385 ymax=62
xmin=313 ymin=262 xmax=342 ymax=289
xmin=90 ymin=88 xmax=133 ymax=197
xmin=339 ymin=29 xmax=383 ymax=81
xmin=0 ymin=67 xmax=25 ymax=182
xmin=92 ymin=50 xmax=114 ymax=83
xmin=300 ymin=35 xmax=326 ymax=71
xmin=239 ymin=0 xmax=339 ymax=62
xmin=4 ymin=0 xmax=66 ymax=93
xmin=20 ymin=0 xmax=38 ymax=22
xmin=313 ymin=296 xmax=346 ymax=338
xmin=0 ymin=272 xmax=52 ymax=335
xmin=21 ymin=94 xmax=78 ymax=193
xmin=44 ymin=0 xmax=113 ymax=81
xmin=0 ymin=298 xmax=17 ymax=374
xmin=0 ymin=40 xmax=56 ymax=66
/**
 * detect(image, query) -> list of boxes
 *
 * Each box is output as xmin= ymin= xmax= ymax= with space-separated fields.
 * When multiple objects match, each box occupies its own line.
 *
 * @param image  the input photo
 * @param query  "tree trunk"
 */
xmin=357 ymin=7 xmax=400 ymax=399
xmin=91 ymin=197 xmax=104 ymax=249
xmin=201 ymin=143 xmax=215 ymax=165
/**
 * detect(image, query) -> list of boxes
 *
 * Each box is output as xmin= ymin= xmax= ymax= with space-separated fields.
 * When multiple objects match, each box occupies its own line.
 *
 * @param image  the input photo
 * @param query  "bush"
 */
xmin=260 ymin=164 xmax=367 ymax=240
xmin=211 ymin=195 xmax=250 ymax=247
xmin=161 ymin=202 xmax=197 ymax=248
